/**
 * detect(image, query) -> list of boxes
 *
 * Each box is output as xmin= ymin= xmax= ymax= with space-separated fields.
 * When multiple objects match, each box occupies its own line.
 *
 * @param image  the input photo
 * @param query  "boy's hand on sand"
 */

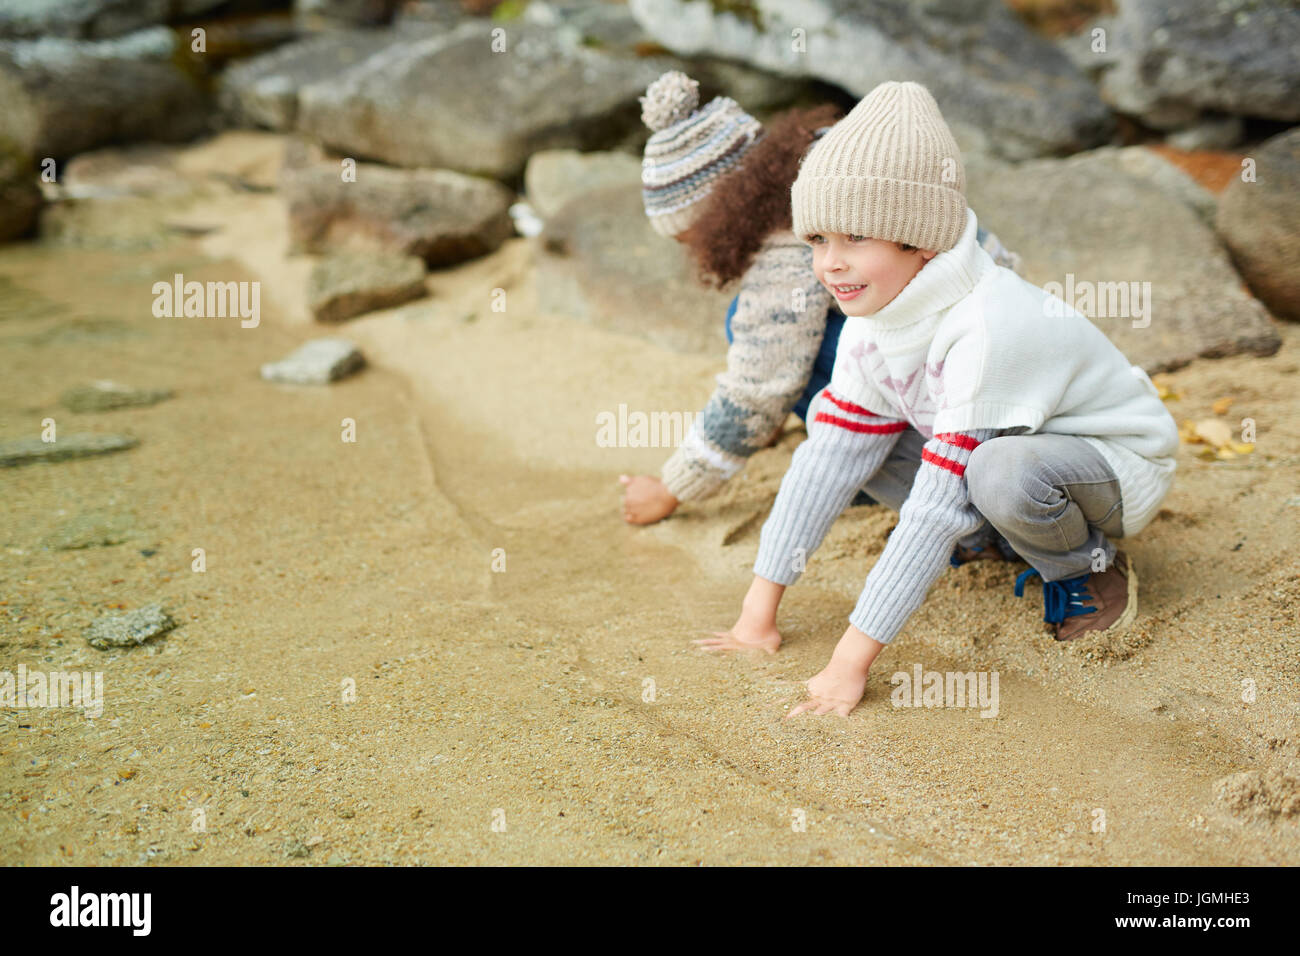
xmin=694 ymin=617 xmax=781 ymax=655
xmin=786 ymin=661 xmax=869 ymax=718
xmin=619 ymin=474 xmax=678 ymax=525
xmin=786 ymin=626 xmax=883 ymax=719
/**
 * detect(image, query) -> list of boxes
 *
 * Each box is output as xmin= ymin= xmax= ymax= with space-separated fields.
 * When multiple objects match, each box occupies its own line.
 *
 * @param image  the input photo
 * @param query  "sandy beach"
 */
xmin=1 ymin=132 xmax=1297 ymax=866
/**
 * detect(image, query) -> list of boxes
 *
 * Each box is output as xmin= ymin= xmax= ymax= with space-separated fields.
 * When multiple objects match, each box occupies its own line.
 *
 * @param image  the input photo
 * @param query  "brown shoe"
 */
xmin=1013 ymin=550 xmax=1138 ymax=641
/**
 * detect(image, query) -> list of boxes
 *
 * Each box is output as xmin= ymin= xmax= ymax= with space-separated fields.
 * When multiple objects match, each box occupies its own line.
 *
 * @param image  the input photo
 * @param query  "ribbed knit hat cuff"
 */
xmin=647 ymin=205 xmax=701 ymax=238
xmin=791 ymin=175 xmax=968 ymax=252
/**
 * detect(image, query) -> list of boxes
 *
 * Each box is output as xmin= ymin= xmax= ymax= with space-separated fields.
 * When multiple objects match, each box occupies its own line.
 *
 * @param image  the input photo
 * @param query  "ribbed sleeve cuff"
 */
xmin=753 ymin=542 xmax=805 ymax=586
xmin=660 ymin=449 xmax=727 ymax=503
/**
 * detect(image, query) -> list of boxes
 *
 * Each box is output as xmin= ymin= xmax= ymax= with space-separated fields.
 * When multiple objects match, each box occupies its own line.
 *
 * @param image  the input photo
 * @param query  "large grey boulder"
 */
xmin=0 ymin=137 xmax=40 ymax=241
xmin=1165 ymin=114 xmax=1246 ymax=152
xmin=283 ymin=141 xmax=515 ymax=266
xmin=627 ymin=0 xmax=1114 ymax=160
xmin=1082 ymin=145 xmax=1217 ymax=224
xmin=1094 ymin=0 xmax=1300 ymax=129
xmin=227 ymin=1 xmax=811 ymax=178
xmin=0 ymin=0 xmax=224 ymax=40
xmin=295 ymin=0 xmax=400 ymax=29
xmin=0 ymin=28 xmax=208 ymax=160
xmin=966 ymin=149 xmax=1280 ymax=373
xmin=524 ymin=149 xmax=643 ymax=220
xmin=218 ymin=28 xmax=402 ymax=131
xmin=57 ymin=143 xmax=196 ymax=199
xmin=307 ymin=253 xmax=427 ymax=323
xmin=516 ymin=0 xmax=815 ymax=113
xmin=536 ymin=182 xmax=731 ymax=355
xmin=295 ymin=22 xmax=668 ymax=178
xmin=392 ymin=0 xmax=470 ymax=34
xmin=1216 ymin=128 xmax=1300 ymax=322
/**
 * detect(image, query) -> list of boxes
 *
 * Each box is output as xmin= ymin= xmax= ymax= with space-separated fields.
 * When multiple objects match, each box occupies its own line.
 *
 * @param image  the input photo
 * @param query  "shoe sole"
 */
xmin=1113 ymin=551 xmax=1140 ymax=633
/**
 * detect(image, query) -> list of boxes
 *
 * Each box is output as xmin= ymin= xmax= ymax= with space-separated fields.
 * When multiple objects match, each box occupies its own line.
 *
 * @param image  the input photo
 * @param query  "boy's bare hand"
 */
xmin=785 ymin=626 xmax=883 ymax=719
xmin=694 ymin=618 xmax=781 ymax=655
xmin=619 ymin=474 xmax=678 ymax=525
xmin=786 ymin=661 xmax=870 ymax=718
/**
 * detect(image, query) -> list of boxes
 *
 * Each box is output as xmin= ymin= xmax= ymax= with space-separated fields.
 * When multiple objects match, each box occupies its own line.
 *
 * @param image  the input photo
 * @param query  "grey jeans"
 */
xmin=859 ymin=428 xmax=1124 ymax=582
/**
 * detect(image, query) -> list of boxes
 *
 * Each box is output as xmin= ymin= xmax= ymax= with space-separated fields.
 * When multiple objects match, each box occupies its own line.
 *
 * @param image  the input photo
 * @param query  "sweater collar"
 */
xmin=853 ymin=208 xmax=993 ymax=330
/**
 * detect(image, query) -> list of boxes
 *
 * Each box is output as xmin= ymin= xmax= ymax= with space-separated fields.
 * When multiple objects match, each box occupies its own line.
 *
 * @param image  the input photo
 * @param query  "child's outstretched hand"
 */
xmin=620 ymin=474 xmax=678 ymax=525
xmin=696 ymin=576 xmax=786 ymax=654
xmin=694 ymin=617 xmax=782 ymax=655
xmin=785 ymin=626 xmax=883 ymax=719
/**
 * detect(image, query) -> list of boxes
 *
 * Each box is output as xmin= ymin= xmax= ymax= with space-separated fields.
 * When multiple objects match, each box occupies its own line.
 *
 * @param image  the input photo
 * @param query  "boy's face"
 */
xmin=806 ymin=231 xmax=938 ymax=316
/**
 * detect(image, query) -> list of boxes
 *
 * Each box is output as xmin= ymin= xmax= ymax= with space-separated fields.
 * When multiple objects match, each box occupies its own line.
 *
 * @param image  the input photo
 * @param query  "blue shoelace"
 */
xmin=1014 ymin=567 xmax=1097 ymax=623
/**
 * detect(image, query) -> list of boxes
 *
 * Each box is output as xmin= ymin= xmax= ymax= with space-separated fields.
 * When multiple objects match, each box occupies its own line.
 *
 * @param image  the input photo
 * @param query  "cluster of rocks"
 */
xmin=627 ymin=0 xmax=1299 ymax=157
xmin=0 ymin=0 xmax=1296 ymax=358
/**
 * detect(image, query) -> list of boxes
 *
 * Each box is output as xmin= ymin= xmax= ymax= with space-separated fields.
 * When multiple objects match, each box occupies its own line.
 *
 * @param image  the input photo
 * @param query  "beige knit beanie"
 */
xmin=791 ymin=81 xmax=967 ymax=252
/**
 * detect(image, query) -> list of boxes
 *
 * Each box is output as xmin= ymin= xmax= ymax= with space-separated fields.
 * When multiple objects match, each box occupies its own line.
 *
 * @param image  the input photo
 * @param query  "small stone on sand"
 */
xmin=0 ymin=433 xmax=138 ymax=467
xmin=61 ymin=381 xmax=173 ymax=412
xmin=41 ymin=512 xmax=136 ymax=550
xmin=85 ymin=603 xmax=177 ymax=650
xmin=260 ymin=338 xmax=364 ymax=385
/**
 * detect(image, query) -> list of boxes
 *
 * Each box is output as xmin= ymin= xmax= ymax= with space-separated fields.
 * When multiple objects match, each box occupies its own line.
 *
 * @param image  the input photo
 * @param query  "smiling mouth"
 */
xmin=831 ymin=283 xmax=868 ymax=298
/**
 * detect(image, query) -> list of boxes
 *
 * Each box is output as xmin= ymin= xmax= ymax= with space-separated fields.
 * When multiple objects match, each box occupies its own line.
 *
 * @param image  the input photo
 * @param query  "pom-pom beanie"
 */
xmin=640 ymin=71 xmax=763 ymax=238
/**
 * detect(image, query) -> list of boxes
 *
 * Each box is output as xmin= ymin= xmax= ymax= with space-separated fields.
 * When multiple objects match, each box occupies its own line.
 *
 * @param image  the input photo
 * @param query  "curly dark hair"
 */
xmin=679 ymin=102 xmax=846 ymax=289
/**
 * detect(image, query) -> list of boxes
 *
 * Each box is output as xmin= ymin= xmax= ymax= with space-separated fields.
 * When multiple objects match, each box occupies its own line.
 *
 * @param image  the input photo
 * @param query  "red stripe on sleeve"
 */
xmin=814 ymin=412 xmax=909 ymax=435
xmin=921 ymin=447 xmax=967 ymax=477
xmin=933 ymin=432 xmax=980 ymax=451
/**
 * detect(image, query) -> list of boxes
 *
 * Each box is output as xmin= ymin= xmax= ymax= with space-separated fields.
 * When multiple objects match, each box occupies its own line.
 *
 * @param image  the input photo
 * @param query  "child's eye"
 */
xmin=848 ymin=234 xmax=868 ymax=242
xmin=805 ymin=234 xmax=824 ymax=244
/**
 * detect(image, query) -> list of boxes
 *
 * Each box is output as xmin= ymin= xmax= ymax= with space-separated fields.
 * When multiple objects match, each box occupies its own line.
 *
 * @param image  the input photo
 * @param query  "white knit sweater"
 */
xmin=829 ymin=207 xmax=1179 ymax=538
xmin=751 ymin=208 xmax=1179 ymax=645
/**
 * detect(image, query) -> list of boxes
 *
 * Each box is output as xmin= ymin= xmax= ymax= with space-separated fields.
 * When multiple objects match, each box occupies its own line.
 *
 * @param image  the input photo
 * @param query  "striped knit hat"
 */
xmin=640 ymin=71 xmax=763 ymax=238
xmin=792 ymin=81 xmax=967 ymax=252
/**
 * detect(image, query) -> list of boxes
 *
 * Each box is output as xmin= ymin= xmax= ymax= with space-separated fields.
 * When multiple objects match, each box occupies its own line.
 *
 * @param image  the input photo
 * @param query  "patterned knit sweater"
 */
xmin=752 ymin=208 xmax=1179 ymax=646
xmin=660 ymin=226 xmax=1024 ymax=501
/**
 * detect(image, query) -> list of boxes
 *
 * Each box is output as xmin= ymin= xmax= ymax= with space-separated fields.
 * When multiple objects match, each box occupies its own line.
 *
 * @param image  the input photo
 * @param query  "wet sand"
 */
xmin=2 ymin=133 xmax=1297 ymax=865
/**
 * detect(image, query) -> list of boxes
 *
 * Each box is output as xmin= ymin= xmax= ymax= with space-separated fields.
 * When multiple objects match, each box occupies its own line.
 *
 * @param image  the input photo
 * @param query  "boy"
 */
xmin=697 ymin=82 xmax=1179 ymax=718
